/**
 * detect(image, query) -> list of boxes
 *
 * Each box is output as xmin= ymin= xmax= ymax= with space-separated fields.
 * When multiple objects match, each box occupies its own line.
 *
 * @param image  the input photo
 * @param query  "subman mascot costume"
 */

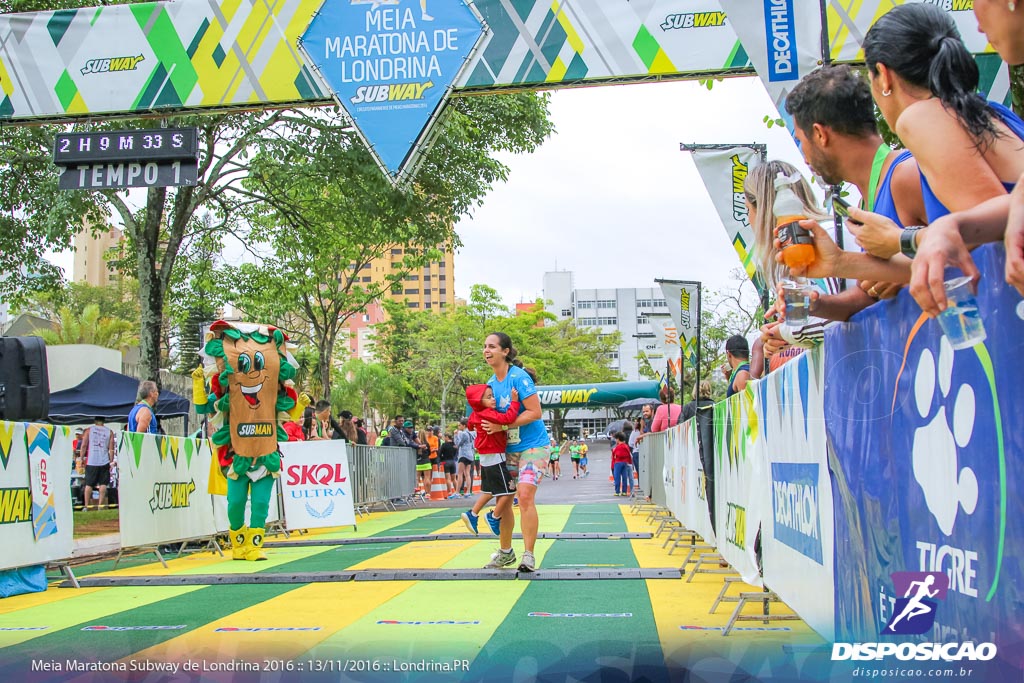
xmin=192 ymin=321 xmax=308 ymax=560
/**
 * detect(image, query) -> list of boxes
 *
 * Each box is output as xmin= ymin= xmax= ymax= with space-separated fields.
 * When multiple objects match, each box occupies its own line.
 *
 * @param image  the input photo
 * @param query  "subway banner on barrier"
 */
xmin=686 ymin=146 xmax=765 ymax=297
xmin=0 ymin=423 xmax=74 ymax=571
xmin=657 ymin=280 xmax=700 ymax=367
xmin=535 ymin=381 xmax=660 ymax=409
xmin=824 ymin=244 xmax=1022 ymax=669
xmin=117 ymin=432 xmax=216 ymax=548
xmin=280 ymin=440 xmax=356 ymax=530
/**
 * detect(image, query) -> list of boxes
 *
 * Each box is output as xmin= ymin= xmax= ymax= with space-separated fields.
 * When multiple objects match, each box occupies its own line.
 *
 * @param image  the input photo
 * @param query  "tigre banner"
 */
xmin=280 ymin=440 xmax=356 ymax=530
xmin=117 ymin=431 xmax=216 ymax=548
xmin=687 ymin=146 xmax=766 ymax=297
xmin=0 ymin=423 xmax=74 ymax=571
xmin=756 ymin=347 xmax=835 ymax=641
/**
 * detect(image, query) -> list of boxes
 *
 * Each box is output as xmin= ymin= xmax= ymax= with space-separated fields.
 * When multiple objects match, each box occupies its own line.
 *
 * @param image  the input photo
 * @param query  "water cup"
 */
xmin=781 ymin=280 xmax=814 ymax=327
xmin=937 ymin=276 xmax=987 ymax=350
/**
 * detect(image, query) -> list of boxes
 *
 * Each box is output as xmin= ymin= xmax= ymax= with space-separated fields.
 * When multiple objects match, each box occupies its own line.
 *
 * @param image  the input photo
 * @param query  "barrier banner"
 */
xmin=280 ymin=440 xmax=356 ymax=530
xmin=756 ymin=348 xmax=835 ymax=641
xmin=0 ymin=422 xmax=74 ymax=571
xmin=824 ymin=244 xmax=1023 ymax=668
xmin=117 ymin=431 xmax=216 ymax=548
xmin=687 ymin=146 xmax=766 ymax=297
xmin=657 ymin=280 xmax=701 ymax=367
xmin=678 ymin=419 xmax=717 ymax=545
xmin=712 ymin=388 xmax=766 ymax=585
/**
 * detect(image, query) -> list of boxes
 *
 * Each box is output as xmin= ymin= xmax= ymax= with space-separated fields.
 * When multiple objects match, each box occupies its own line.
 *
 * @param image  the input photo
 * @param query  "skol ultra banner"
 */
xmin=825 ymin=244 xmax=1022 ymax=673
xmin=712 ymin=387 xmax=767 ymax=586
xmin=657 ymin=280 xmax=701 ymax=367
xmin=280 ymin=440 xmax=356 ymax=530
xmin=756 ymin=347 xmax=835 ymax=641
xmin=687 ymin=146 xmax=767 ymax=298
xmin=0 ymin=422 xmax=74 ymax=571
xmin=117 ymin=431 xmax=216 ymax=548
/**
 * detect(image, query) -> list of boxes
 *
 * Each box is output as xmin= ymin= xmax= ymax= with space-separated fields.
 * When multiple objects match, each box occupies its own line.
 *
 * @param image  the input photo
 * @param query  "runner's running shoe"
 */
xmin=461 ymin=511 xmax=479 ymax=535
xmin=518 ymin=550 xmax=536 ymax=572
xmin=484 ymin=549 xmax=517 ymax=569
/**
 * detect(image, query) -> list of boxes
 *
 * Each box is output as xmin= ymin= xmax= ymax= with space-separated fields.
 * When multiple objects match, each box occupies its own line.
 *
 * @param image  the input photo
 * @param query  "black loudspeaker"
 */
xmin=0 ymin=336 xmax=50 ymax=421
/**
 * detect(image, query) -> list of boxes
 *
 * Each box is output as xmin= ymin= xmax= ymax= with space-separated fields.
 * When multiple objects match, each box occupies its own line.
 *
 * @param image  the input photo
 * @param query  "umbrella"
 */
xmin=618 ymin=397 xmax=662 ymax=410
xmin=604 ymin=419 xmax=630 ymax=435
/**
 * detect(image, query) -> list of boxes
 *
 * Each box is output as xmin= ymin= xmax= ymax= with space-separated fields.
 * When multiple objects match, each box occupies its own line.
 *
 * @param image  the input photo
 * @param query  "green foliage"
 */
xmin=331 ymin=359 xmax=407 ymax=434
xmin=35 ymin=303 xmax=136 ymax=349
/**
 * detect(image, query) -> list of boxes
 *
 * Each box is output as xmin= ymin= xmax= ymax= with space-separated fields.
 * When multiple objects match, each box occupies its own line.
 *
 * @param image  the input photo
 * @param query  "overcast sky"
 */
xmin=452 ymin=75 xmax=811 ymax=307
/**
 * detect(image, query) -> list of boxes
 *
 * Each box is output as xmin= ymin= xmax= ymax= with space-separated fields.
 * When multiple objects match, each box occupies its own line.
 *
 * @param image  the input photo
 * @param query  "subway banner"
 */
xmin=280 ymin=440 xmax=356 ymax=531
xmin=712 ymin=389 xmax=767 ymax=586
xmin=825 ymin=244 xmax=1022 ymax=672
xmin=657 ymin=279 xmax=700 ymax=367
xmin=0 ymin=0 xmax=753 ymax=124
xmin=0 ymin=423 xmax=74 ymax=571
xmin=534 ymin=381 xmax=660 ymax=409
xmin=756 ymin=347 xmax=835 ymax=641
xmin=686 ymin=146 xmax=766 ymax=297
xmin=117 ymin=431 xmax=216 ymax=548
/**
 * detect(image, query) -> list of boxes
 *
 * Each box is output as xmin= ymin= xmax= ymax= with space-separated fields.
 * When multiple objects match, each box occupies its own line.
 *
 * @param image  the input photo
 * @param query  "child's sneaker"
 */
xmin=461 ymin=511 xmax=479 ymax=535
xmin=484 ymin=549 xmax=517 ymax=569
xmin=485 ymin=510 xmax=501 ymax=535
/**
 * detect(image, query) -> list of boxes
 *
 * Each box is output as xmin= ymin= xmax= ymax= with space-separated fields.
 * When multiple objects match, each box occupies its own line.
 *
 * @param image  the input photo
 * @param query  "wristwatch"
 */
xmin=502 ymin=425 xmax=509 ymax=431
xmin=900 ymin=226 xmax=924 ymax=258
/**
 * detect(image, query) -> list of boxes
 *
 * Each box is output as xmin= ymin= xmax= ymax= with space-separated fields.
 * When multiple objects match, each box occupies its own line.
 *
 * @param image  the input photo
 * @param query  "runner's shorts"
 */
xmin=85 ymin=464 xmax=111 ymax=488
xmin=508 ymin=447 xmax=550 ymax=486
xmin=480 ymin=462 xmax=515 ymax=497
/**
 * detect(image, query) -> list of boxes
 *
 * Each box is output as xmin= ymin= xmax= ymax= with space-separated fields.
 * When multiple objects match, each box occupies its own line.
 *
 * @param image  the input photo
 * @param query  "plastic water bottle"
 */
xmin=774 ymin=171 xmax=815 ymax=269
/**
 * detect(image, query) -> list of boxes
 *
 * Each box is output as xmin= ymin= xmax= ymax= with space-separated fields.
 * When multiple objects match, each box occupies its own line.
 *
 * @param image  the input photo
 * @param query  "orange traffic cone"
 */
xmin=471 ymin=469 xmax=482 ymax=494
xmin=429 ymin=464 xmax=447 ymax=501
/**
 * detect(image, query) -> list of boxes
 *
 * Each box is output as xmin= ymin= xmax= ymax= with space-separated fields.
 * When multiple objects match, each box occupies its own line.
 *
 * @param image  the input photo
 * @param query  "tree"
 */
xmin=226 ymin=93 xmax=553 ymax=399
xmin=331 ymin=359 xmax=406 ymax=435
xmin=35 ymin=303 xmax=136 ymax=349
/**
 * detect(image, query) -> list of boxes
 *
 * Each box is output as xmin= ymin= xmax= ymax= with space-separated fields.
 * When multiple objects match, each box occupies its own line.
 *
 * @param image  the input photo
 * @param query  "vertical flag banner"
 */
xmin=280 ymin=440 xmax=356 ymax=530
xmin=0 ymin=422 xmax=74 ymax=571
xmin=719 ymin=0 xmax=823 ymax=131
xmin=26 ymin=425 xmax=58 ymax=541
xmin=687 ymin=146 xmax=766 ymax=296
xmin=648 ymin=314 xmax=683 ymax=383
xmin=657 ymin=280 xmax=700 ymax=367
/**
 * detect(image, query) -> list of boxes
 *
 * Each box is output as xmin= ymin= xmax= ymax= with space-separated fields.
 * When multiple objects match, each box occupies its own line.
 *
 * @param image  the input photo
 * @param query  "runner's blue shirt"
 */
xmin=488 ymin=365 xmax=547 ymax=452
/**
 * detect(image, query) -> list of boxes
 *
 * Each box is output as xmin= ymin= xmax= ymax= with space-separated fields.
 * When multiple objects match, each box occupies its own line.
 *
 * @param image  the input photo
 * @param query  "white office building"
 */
xmin=542 ymin=270 xmax=670 ymax=382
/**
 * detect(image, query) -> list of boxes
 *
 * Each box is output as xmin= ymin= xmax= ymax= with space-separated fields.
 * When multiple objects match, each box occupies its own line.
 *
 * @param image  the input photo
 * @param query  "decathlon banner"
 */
xmin=713 ymin=388 xmax=766 ymax=586
xmin=648 ymin=314 xmax=683 ymax=383
xmin=280 ymin=440 xmax=356 ymax=530
xmin=0 ymin=423 xmax=74 ymax=571
xmin=719 ymin=0 xmax=822 ymax=130
xmin=686 ymin=146 xmax=766 ymax=297
xmin=117 ymin=431 xmax=216 ymax=548
xmin=756 ymin=348 xmax=835 ymax=641
xmin=825 ymin=244 xmax=1022 ymax=668
xmin=657 ymin=280 xmax=700 ymax=367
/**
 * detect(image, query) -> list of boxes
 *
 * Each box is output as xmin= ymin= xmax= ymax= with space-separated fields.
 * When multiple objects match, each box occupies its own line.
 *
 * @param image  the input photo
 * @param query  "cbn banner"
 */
xmin=756 ymin=348 xmax=835 ymax=641
xmin=657 ymin=280 xmax=700 ymax=367
xmin=687 ymin=146 xmax=765 ymax=296
xmin=825 ymin=244 xmax=1022 ymax=669
xmin=280 ymin=440 xmax=356 ymax=530
xmin=712 ymin=389 xmax=767 ymax=586
xmin=117 ymin=431 xmax=216 ymax=548
xmin=0 ymin=423 xmax=74 ymax=571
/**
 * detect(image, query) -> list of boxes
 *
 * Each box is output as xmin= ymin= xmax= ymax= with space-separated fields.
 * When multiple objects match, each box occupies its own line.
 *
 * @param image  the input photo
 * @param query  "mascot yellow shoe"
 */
xmin=230 ymin=527 xmax=249 ymax=561
xmin=244 ymin=527 xmax=268 ymax=561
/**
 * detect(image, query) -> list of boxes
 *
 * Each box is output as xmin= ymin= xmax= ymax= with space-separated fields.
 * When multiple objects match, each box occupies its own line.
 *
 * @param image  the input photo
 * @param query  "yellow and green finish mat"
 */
xmin=0 ymin=504 xmax=824 ymax=681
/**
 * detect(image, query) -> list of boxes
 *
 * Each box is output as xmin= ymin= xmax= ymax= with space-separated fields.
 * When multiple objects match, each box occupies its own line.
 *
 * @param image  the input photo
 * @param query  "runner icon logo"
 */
xmin=882 ymin=571 xmax=948 ymax=635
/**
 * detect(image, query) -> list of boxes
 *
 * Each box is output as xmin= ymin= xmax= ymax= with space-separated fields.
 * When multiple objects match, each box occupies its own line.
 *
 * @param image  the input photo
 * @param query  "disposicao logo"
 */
xmin=81 ymin=55 xmax=145 ymax=75
xmin=832 ymin=572 xmax=998 ymax=662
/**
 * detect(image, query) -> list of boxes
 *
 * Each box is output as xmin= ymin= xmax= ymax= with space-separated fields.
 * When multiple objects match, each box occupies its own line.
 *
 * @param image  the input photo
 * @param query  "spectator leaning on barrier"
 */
xmin=127 ymin=380 xmax=160 ymax=434
xmin=724 ymin=336 xmax=751 ymax=398
xmin=386 ymin=415 xmax=407 ymax=447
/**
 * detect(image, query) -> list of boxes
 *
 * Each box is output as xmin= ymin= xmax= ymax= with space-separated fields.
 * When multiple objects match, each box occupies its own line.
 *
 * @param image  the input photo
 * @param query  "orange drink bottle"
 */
xmin=773 ymin=172 xmax=816 ymax=269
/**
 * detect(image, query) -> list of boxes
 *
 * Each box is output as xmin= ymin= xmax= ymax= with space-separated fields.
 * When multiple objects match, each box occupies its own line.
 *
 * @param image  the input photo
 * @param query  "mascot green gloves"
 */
xmin=193 ymin=321 xmax=307 ymax=561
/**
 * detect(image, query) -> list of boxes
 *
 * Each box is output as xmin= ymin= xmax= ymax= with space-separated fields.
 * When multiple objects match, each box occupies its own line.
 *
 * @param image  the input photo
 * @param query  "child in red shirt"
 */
xmin=611 ymin=431 xmax=634 ymax=497
xmin=461 ymin=384 xmax=519 ymax=538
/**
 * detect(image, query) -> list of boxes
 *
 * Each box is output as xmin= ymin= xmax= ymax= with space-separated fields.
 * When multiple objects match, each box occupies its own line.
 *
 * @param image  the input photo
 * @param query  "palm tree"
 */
xmin=36 ymin=303 xmax=137 ymax=350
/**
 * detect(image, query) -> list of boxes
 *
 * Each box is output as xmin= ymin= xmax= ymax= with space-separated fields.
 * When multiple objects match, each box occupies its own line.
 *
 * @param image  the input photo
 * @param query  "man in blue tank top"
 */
xmin=127 ymin=380 xmax=160 ymax=434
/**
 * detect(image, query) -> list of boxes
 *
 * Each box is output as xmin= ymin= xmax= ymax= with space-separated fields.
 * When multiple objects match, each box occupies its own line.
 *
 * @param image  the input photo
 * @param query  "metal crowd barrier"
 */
xmin=347 ymin=445 xmax=418 ymax=512
xmin=638 ymin=432 xmax=666 ymax=508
